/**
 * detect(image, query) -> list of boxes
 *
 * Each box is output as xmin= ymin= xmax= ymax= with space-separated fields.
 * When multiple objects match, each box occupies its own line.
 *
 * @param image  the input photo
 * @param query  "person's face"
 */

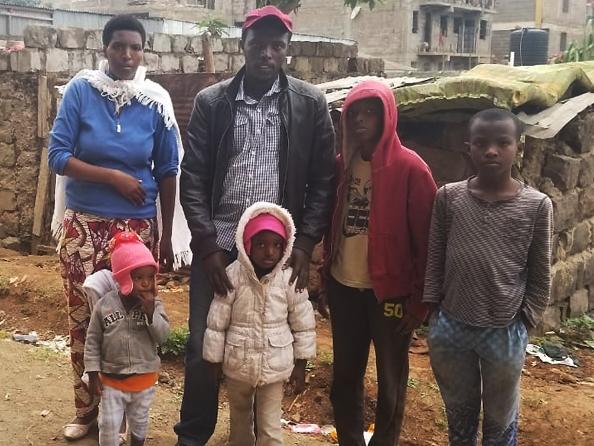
xmin=249 ymin=230 xmax=285 ymax=272
xmin=468 ymin=118 xmax=519 ymax=178
xmin=346 ymin=98 xmax=384 ymax=160
xmin=241 ymin=24 xmax=289 ymax=84
xmin=130 ymin=265 xmax=156 ymax=296
xmin=104 ymin=30 xmax=143 ymax=80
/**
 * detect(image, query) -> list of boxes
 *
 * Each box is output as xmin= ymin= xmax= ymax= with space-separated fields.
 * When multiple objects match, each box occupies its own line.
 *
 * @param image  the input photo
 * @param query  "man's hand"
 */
xmin=395 ymin=313 xmax=424 ymax=335
xmin=203 ymin=251 xmax=233 ymax=295
xmin=287 ymin=359 xmax=307 ymax=395
xmin=159 ymin=236 xmax=174 ymax=272
xmin=206 ymin=361 xmax=223 ymax=382
xmin=88 ymin=372 xmax=103 ymax=397
xmin=288 ymin=248 xmax=310 ymax=293
xmin=110 ymin=170 xmax=146 ymax=206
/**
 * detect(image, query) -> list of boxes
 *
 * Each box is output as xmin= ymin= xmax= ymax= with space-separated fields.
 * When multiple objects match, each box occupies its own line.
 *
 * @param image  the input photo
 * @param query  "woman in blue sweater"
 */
xmin=48 ymin=15 xmax=189 ymax=440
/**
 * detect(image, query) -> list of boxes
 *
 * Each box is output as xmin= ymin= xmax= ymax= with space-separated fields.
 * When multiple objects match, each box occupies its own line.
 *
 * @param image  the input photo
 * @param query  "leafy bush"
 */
xmin=159 ymin=327 xmax=189 ymax=358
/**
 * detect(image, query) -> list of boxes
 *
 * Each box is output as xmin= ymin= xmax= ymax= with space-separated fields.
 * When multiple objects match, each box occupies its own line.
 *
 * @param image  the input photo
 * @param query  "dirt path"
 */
xmin=0 ymin=339 xmax=329 ymax=446
xmin=1 ymin=249 xmax=594 ymax=445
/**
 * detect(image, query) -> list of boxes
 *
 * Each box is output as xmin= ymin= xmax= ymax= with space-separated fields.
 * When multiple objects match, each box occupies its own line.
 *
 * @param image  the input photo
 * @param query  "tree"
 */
xmin=554 ymin=17 xmax=594 ymax=63
xmin=197 ymin=17 xmax=228 ymax=73
xmin=255 ymin=0 xmax=382 ymax=14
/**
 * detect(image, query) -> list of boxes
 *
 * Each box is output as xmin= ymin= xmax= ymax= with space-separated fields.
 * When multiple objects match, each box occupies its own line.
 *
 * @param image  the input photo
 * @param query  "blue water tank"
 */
xmin=510 ymin=28 xmax=549 ymax=66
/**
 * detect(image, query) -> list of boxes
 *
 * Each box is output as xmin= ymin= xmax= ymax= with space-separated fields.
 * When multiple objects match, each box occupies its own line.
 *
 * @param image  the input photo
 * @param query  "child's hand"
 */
xmin=206 ymin=361 xmax=223 ymax=382
xmin=138 ymin=292 xmax=156 ymax=319
xmin=396 ymin=313 xmax=424 ymax=335
xmin=88 ymin=372 xmax=103 ymax=396
xmin=137 ymin=275 xmax=157 ymax=321
xmin=288 ymin=359 xmax=307 ymax=395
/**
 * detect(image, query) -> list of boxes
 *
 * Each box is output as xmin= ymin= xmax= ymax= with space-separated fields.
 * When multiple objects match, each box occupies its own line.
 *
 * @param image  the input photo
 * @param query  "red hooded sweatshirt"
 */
xmin=326 ymin=80 xmax=437 ymax=321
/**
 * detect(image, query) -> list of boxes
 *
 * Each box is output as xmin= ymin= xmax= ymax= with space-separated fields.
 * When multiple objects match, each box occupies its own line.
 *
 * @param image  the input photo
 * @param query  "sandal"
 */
xmin=63 ymin=418 xmax=97 ymax=440
xmin=119 ymin=427 xmax=128 ymax=445
xmin=119 ymin=415 xmax=128 ymax=445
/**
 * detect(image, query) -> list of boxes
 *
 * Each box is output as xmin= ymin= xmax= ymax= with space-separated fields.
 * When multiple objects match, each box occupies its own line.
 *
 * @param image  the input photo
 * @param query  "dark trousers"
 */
xmin=328 ymin=278 xmax=412 ymax=446
xmin=174 ymin=252 xmax=235 ymax=445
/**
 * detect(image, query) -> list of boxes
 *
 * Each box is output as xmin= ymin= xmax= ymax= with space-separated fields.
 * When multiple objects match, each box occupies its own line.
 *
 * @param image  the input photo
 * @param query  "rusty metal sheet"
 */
xmin=148 ymin=73 xmax=230 ymax=145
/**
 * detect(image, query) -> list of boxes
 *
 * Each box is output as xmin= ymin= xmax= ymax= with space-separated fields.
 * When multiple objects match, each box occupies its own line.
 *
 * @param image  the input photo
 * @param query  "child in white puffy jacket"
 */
xmin=203 ymin=202 xmax=316 ymax=446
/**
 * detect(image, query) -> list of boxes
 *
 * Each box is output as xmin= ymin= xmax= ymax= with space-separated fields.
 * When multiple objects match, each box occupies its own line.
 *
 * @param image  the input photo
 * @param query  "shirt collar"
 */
xmin=236 ymin=76 xmax=281 ymax=103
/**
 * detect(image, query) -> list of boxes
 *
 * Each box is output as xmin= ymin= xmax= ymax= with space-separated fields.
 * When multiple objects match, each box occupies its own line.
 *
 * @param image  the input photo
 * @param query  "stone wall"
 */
xmin=0 ymin=25 xmax=383 ymax=85
xmin=399 ymin=110 xmax=594 ymax=329
xmin=0 ymin=25 xmax=383 ymax=248
xmin=0 ymin=73 xmax=41 ymax=249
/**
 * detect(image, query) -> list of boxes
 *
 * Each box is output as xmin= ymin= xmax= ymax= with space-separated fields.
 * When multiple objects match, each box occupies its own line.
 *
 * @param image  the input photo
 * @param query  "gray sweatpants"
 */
xmin=99 ymin=385 xmax=156 ymax=446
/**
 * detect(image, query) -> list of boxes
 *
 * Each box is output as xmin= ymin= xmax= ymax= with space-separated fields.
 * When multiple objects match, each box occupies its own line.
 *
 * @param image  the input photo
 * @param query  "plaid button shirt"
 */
xmin=213 ymin=77 xmax=283 ymax=251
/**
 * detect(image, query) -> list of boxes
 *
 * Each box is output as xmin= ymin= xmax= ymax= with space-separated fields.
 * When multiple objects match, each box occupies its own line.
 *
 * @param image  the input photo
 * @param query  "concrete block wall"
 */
xmin=0 ymin=25 xmax=382 ymax=84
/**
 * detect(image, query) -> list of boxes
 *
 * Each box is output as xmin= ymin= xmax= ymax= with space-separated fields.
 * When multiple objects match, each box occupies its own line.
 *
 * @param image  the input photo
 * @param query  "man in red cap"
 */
xmin=177 ymin=5 xmax=335 ymax=445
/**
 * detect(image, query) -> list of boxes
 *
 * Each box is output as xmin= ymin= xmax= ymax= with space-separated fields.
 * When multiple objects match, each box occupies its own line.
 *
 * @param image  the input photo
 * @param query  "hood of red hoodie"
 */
xmin=341 ymin=80 xmax=402 ymax=170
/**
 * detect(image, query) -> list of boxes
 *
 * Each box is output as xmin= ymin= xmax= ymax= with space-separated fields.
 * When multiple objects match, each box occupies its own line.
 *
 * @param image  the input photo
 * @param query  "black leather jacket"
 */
xmin=180 ymin=68 xmax=335 ymax=259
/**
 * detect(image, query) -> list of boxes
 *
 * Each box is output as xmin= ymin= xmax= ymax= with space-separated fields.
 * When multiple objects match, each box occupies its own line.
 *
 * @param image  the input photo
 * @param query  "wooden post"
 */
xmin=37 ymin=75 xmax=49 ymax=138
xmin=31 ymin=147 xmax=50 ymax=254
xmin=202 ymin=33 xmax=215 ymax=73
xmin=31 ymin=75 xmax=51 ymax=254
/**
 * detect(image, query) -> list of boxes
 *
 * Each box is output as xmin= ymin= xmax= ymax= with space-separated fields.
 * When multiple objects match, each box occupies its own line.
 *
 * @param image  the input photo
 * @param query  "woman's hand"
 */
xmin=159 ymin=236 xmax=174 ymax=272
xmin=111 ymin=170 xmax=146 ymax=206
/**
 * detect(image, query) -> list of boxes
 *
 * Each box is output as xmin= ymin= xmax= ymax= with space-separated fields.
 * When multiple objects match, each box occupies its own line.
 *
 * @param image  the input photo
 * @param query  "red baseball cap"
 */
xmin=242 ymin=5 xmax=293 ymax=33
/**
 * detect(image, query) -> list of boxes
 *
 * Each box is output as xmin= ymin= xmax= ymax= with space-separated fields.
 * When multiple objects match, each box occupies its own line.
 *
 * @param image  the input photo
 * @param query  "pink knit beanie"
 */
xmin=110 ymin=231 xmax=158 ymax=296
xmin=243 ymin=213 xmax=287 ymax=255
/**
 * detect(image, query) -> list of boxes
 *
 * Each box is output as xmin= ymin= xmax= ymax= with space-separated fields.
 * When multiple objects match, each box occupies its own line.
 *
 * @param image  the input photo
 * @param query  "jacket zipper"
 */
xmin=279 ymin=95 xmax=290 ymax=203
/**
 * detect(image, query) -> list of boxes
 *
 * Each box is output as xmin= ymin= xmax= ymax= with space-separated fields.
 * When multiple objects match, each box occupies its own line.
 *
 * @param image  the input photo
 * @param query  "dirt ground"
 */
xmin=0 ymin=248 xmax=593 ymax=446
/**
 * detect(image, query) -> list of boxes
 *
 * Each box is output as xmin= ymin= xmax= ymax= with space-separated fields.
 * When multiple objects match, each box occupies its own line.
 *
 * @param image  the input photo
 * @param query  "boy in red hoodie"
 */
xmin=322 ymin=81 xmax=437 ymax=446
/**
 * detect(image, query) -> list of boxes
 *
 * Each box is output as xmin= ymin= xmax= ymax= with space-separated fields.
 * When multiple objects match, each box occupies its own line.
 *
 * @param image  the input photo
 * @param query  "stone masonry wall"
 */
xmin=0 ymin=25 xmax=383 ymax=247
xmin=0 ymin=73 xmax=41 ymax=248
xmin=0 ymin=25 xmax=384 ymax=84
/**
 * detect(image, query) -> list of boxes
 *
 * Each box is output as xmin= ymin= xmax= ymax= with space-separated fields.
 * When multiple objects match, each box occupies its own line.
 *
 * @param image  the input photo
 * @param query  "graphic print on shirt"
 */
xmin=343 ymin=171 xmax=372 ymax=238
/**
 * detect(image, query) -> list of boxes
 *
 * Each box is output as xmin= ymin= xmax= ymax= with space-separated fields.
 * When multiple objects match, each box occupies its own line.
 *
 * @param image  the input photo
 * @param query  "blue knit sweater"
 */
xmin=48 ymin=78 xmax=178 ymax=219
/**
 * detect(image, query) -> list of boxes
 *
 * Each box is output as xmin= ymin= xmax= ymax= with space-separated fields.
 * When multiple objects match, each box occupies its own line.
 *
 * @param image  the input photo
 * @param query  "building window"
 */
xmin=479 ymin=20 xmax=488 ymax=40
xmin=560 ymin=32 xmax=568 ymax=51
xmin=440 ymin=16 xmax=448 ymax=36
xmin=454 ymin=17 xmax=462 ymax=34
xmin=562 ymin=0 xmax=570 ymax=13
xmin=412 ymin=11 xmax=419 ymax=33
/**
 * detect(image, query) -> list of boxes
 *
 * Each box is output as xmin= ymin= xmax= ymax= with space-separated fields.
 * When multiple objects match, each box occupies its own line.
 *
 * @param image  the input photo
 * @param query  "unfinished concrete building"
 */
xmin=291 ymin=0 xmax=495 ymax=71
xmin=44 ymin=0 xmax=256 ymax=23
xmin=492 ymin=0 xmax=589 ymax=64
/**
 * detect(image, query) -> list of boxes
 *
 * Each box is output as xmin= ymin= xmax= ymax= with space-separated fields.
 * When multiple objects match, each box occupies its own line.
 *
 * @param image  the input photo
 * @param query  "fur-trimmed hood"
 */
xmin=235 ymin=201 xmax=296 ymax=278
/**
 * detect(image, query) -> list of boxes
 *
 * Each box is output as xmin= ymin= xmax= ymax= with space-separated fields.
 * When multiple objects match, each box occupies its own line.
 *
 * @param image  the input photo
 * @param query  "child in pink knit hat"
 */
xmin=84 ymin=231 xmax=170 ymax=446
xmin=203 ymin=202 xmax=316 ymax=445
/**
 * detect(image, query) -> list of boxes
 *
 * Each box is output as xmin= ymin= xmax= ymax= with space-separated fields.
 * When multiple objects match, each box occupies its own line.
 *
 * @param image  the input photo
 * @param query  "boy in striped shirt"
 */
xmin=423 ymin=108 xmax=553 ymax=446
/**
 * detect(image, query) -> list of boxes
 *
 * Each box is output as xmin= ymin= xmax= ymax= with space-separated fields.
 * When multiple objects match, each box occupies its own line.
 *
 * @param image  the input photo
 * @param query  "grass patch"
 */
xmin=434 ymin=407 xmax=448 ymax=432
xmin=30 ymin=346 xmax=62 ymax=362
xmin=0 ymin=276 xmax=10 ymax=296
xmin=159 ymin=327 xmax=189 ymax=358
xmin=407 ymin=377 xmax=418 ymax=389
xmin=317 ymin=350 xmax=334 ymax=366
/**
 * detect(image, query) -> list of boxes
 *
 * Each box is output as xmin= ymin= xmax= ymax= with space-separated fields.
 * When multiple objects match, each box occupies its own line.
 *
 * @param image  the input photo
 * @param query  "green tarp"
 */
xmin=395 ymin=62 xmax=594 ymax=117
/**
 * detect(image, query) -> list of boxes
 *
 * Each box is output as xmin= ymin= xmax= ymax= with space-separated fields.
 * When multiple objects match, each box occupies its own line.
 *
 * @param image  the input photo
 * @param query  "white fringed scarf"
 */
xmin=51 ymin=60 xmax=192 ymax=269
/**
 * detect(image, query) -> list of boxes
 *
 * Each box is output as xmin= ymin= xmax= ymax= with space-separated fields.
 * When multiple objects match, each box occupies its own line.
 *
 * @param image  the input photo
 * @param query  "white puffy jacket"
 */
xmin=203 ymin=202 xmax=317 ymax=387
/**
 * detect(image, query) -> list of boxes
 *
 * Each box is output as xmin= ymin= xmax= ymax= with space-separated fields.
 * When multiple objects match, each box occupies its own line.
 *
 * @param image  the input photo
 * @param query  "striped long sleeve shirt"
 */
xmin=422 ymin=179 xmax=553 ymax=328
